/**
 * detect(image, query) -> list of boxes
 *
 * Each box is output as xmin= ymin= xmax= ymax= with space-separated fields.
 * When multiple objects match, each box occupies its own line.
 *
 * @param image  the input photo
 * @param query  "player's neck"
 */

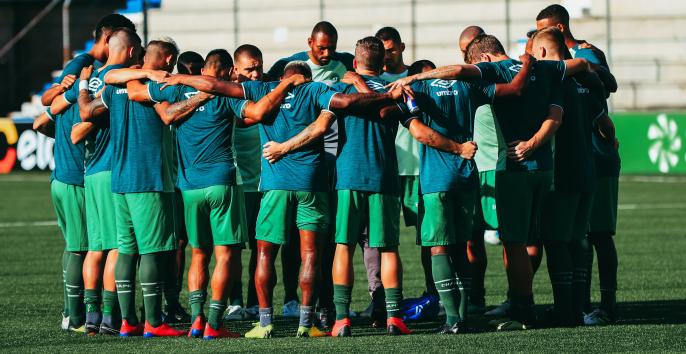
xmin=384 ymin=63 xmax=407 ymax=74
xmin=493 ymin=54 xmax=510 ymax=62
xmin=564 ymin=33 xmax=580 ymax=49
xmin=355 ymin=68 xmax=379 ymax=77
xmin=104 ymin=52 xmax=129 ymax=69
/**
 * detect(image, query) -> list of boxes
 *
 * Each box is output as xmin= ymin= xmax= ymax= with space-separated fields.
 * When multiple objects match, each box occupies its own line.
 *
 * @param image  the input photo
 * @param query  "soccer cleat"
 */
xmin=359 ymin=301 xmax=374 ymax=318
xmin=331 ymin=318 xmax=352 ymax=337
xmin=188 ymin=316 xmax=206 ymax=338
xmin=436 ymin=322 xmax=466 ymax=334
xmin=401 ymin=292 xmax=440 ymax=321
xmin=99 ymin=321 xmax=120 ymax=336
xmin=61 ymin=313 xmax=70 ymax=331
xmin=484 ymin=299 xmax=511 ymax=317
xmin=282 ymin=300 xmax=300 ymax=318
xmin=203 ymin=323 xmax=241 ymax=339
xmin=224 ymin=305 xmax=246 ymax=321
xmin=143 ymin=321 xmax=186 ymax=338
xmin=296 ymin=325 xmax=328 ymax=338
xmin=85 ymin=322 xmax=101 ymax=336
xmin=386 ymin=317 xmax=411 ymax=335
xmin=119 ymin=320 xmax=144 ymax=337
xmin=244 ymin=323 xmax=273 ymax=339
xmin=163 ymin=304 xmax=192 ymax=324
xmin=584 ymin=309 xmax=616 ymax=326
xmin=68 ymin=324 xmax=86 ymax=333
xmin=244 ymin=305 xmax=259 ymax=320
xmin=495 ymin=319 xmax=528 ymax=331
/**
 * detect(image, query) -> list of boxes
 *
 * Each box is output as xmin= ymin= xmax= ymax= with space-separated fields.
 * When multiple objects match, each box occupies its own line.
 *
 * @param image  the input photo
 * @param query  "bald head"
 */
xmin=459 ymin=25 xmax=485 ymax=53
xmin=107 ymin=28 xmax=142 ymax=64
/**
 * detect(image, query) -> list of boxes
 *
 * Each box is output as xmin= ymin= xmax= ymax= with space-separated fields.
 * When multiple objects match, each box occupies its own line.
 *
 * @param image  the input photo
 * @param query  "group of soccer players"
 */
xmin=34 ymin=3 xmax=621 ymax=339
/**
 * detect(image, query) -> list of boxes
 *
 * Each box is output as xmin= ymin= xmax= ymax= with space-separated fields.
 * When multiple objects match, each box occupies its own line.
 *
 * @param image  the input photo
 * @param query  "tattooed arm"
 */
xmin=78 ymin=92 xmax=108 ymax=122
xmin=160 ymin=92 xmax=214 ymax=125
xmin=406 ymin=118 xmax=478 ymax=159
xmin=262 ymin=110 xmax=336 ymax=163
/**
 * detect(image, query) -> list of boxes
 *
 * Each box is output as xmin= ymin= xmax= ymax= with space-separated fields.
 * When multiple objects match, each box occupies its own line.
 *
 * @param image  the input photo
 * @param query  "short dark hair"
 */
xmin=466 ymin=34 xmax=506 ymax=63
xmin=94 ymin=14 xmax=136 ymax=41
xmin=355 ymin=36 xmax=385 ymax=72
xmin=147 ymin=39 xmax=180 ymax=67
xmin=408 ymin=59 xmax=436 ymax=75
xmin=204 ymin=49 xmax=233 ymax=70
xmin=283 ymin=61 xmax=312 ymax=79
xmin=532 ymin=26 xmax=570 ymax=58
xmin=234 ymin=44 xmax=262 ymax=61
xmin=536 ymin=4 xmax=570 ymax=25
xmin=311 ymin=21 xmax=338 ymax=38
xmin=177 ymin=51 xmax=204 ymax=75
xmin=375 ymin=26 xmax=402 ymax=44
xmin=109 ymin=27 xmax=141 ymax=46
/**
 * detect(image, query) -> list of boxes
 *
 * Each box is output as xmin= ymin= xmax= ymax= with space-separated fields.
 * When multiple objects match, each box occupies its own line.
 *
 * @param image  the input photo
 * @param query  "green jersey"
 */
xmin=232 ymin=124 xmax=261 ymax=192
xmin=473 ymin=105 xmax=506 ymax=172
xmin=382 ymin=69 xmax=420 ymax=176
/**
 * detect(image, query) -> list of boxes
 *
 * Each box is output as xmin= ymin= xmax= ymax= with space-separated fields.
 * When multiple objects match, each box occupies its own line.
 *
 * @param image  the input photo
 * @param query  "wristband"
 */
xmin=78 ymin=80 xmax=89 ymax=91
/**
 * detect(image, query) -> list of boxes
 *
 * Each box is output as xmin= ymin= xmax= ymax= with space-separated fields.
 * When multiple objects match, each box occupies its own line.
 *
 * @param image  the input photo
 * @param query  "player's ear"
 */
xmin=556 ymin=23 xmax=565 ymax=33
xmin=307 ymin=36 xmax=314 ymax=48
xmin=352 ymin=58 xmax=358 ymax=69
xmin=400 ymin=42 xmax=406 ymax=52
xmin=541 ymin=47 xmax=547 ymax=59
xmin=481 ymin=53 xmax=491 ymax=63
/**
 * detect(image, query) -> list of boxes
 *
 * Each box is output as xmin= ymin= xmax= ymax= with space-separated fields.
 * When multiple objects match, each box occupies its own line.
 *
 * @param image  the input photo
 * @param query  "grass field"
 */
xmin=0 ymin=173 xmax=684 ymax=353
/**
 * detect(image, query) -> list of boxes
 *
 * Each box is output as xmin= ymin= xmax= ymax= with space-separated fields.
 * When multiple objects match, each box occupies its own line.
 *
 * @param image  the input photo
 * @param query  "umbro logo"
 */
xmin=285 ymin=92 xmax=295 ymax=100
xmin=430 ymin=79 xmax=456 ymax=89
xmin=88 ymin=78 xmax=102 ymax=94
xmin=184 ymin=91 xmax=200 ymax=99
xmin=366 ymin=80 xmax=386 ymax=92
xmin=508 ymin=64 xmax=522 ymax=73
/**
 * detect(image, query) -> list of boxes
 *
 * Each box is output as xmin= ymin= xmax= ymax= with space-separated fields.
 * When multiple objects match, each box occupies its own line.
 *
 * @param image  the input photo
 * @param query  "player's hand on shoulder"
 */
xmin=159 ymin=74 xmax=184 ymax=89
xmin=263 ymin=141 xmax=286 ymax=164
xmin=507 ymin=140 xmax=533 ymax=162
xmin=61 ymin=74 xmax=77 ymax=90
xmin=149 ymin=70 xmax=171 ymax=83
xmin=79 ymin=65 xmax=93 ymax=81
xmin=519 ymin=54 xmax=536 ymax=68
xmin=286 ymin=74 xmax=309 ymax=87
xmin=459 ymin=141 xmax=478 ymax=160
xmin=341 ymin=71 xmax=363 ymax=85
xmin=386 ymin=75 xmax=416 ymax=91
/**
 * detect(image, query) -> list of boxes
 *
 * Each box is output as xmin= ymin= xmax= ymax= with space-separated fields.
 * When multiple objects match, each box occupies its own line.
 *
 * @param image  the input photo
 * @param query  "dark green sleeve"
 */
xmin=148 ymin=81 xmax=181 ymax=103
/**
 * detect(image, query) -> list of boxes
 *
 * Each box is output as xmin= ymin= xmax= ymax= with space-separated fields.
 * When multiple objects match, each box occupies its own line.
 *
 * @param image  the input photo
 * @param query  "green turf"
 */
xmin=0 ymin=173 xmax=684 ymax=352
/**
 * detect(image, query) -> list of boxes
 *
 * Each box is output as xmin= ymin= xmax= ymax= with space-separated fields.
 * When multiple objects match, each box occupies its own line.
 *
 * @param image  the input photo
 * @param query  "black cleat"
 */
xmin=99 ymin=321 xmax=120 ymax=336
xmin=162 ymin=304 xmax=192 ymax=324
xmin=436 ymin=323 xmax=466 ymax=334
xmin=85 ymin=322 xmax=101 ymax=336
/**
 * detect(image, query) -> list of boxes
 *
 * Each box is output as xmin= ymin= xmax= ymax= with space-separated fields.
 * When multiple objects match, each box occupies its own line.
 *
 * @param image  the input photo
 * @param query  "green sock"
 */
xmin=333 ymin=284 xmax=352 ymax=320
xmin=140 ymin=254 xmax=164 ymax=327
xmin=385 ymin=288 xmax=403 ymax=319
xmin=208 ymin=300 xmax=227 ymax=330
xmin=66 ymin=252 xmax=85 ymax=326
xmin=115 ymin=253 xmax=138 ymax=324
xmin=102 ymin=290 xmax=118 ymax=315
xmin=84 ymin=289 xmax=101 ymax=314
xmin=162 ymin=251 xmax=180 ymax=310
xmin=431 ymin=254 xmax=461 ymax=325
xmin=62 ymin=250 xmax=70 ymax=316
xmin=189 ymin=290 xmax=207 ymax=319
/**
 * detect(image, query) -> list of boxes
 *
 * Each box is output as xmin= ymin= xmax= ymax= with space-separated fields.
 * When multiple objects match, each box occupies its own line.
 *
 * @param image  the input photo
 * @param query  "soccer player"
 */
xmin=77 ymin=35 xmax=183 ymax=337
xmin=59 ymin=29 xmax=141 ymax=336
xmin=41 ymin=13 xmax=136 ymax=333
xmin=387 ymin=46 xmax=534 ymax=334
xmin=375 ymin=27 xmax=437 ymax=322
xmin=225 ymin=44 xmax=268 ymax=321
xmin=535 ymin=4 xmax=621 ymax=325
xmin=530 ymin=27 xmax=605 ymax=327
xmin=267 ymin=21 xmax=354 ymax=321
xmin=264 ymin=36 xmax=416 ymax=337
xmin=461 ymin=33 xmax=594 ymax=330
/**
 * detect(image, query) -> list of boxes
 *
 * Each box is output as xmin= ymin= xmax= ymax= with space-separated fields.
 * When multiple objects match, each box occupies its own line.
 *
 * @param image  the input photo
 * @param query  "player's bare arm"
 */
xmin=494 ymin=54 xmax=535 ymax=97
xmin=329 ymin=83 xmax=409 ymax=111
xmin=49 ymin=93 xmax=72 ymax=116
xmin=387 ymin=64 xmax=482 ymax=90
xmin=159 ymin=74 xmax=245 ymax=98
xmin=597 ymin=113 xmax=619 ymax=149
xmin=160 ymin=93 xmax=213 ymax=125
xmin=41 ymin=74 xmax=76 ymax=106
xmin=32 ymin=112 xmax=55 ymax=138
xmin=507 ymin=105 xmax=563 ymax=162
xmin=104 ymin=68 xmax=170 ymax=85
xmin=262 ymin=110 xmax=336 ymax=164
xmin=239 ymin=74 xmax=309 ymax=126
xmin=70 ymin=122 xmax=97 ymax=144
xmin=407 ymin=118 xmax=478 ymax=160
xmin=563 ymin=58 xmax=592 ymax=77
xmin=341 ymin=71 xmax=373 ymax=93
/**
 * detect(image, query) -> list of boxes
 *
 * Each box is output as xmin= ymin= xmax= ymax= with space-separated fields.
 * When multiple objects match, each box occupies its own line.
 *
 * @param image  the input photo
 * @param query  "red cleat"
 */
xmin=143 ymin=321 xmax=187 ymax=338
xmin=331 ymin=318 xmax=352 ymax=337
xmin=119 ymin=320 xmax=144 ymax=337
xmin=386 ymin=317 xmax=412 ymax=335
xmin=203 ymin=323 xmax=241 ymax=339
xmin=188 ymin=316 xmax=206 ymax=338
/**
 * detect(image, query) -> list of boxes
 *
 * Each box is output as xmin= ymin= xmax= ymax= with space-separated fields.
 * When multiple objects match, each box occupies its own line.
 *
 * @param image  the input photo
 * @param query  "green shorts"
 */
xmin=51 ymin=180 xmax=88 ymax=252
xmin=173 ymin=188 xmax=188 ymax=242
xmin=335 ymin=190 xmax=400 ymax=248
xmin=495 ymin=170 xmax=553 ymax=244
xmin=588 ymin=177 xmax=619 ymax=235
xmin=182 ymin=185 xmax=248 ymax=249
xmin=399 ymin=175 xmax=419 ymax=227
xmin=479 ymin=170 xmax=498 ymax=230
xmin=420 ymin=189 xmax=477 ymax=246
xmin=84 ymin=171 xmax=118 ymax=251
xmin=541 ymin=190 xmax=594 ymax=243
xmin=114 ymin=192 xmax=176 ymax=255
xmin=255 ymin=190 xmax=329 ymax=245
xmin=244 ymin=191 xmax=261 ymax=249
